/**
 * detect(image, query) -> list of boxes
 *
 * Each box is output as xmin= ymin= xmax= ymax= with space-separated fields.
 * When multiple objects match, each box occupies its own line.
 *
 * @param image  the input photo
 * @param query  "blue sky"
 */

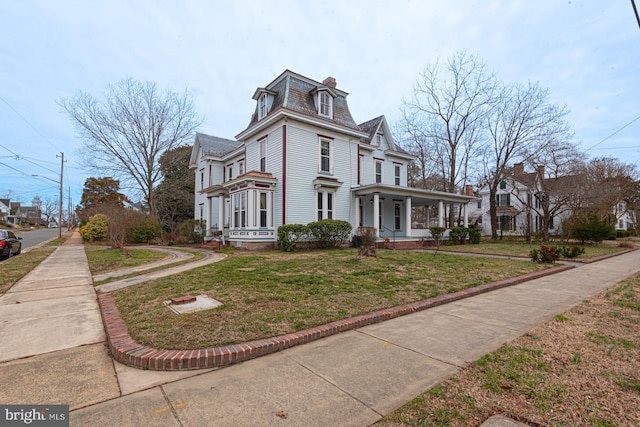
xmin=1 ymin=0 xmax=638 ymax=208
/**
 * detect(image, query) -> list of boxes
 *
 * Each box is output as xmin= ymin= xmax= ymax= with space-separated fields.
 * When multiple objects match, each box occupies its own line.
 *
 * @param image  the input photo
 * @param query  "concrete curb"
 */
xmin=98 ymin=263 xmax=575 ymax=371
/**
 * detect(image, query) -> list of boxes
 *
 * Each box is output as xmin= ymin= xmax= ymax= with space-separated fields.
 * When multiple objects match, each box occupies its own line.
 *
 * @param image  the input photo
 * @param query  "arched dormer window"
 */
xmin=318 ymin=91 xmax=333 ymax=118
xmin=252 ymin=88 xmax=276 ymax=121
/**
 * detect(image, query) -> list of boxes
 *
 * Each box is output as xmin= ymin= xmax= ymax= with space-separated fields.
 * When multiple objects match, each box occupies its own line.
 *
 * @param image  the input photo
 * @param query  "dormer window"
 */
xmin=253 ymin=88 xmax=275 ymax=121
xmin=319 ymin=92 xmax=333 ymax=117
xmin=258 ymin=93 xmax=268 ymax=120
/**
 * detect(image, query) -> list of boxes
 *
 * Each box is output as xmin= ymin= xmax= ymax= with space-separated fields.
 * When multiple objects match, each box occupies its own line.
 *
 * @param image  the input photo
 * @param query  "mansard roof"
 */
xmin=243 ymin=69 xmax=361 ymax=133
xmin=196 ymin=132 xmax=243 ymax=158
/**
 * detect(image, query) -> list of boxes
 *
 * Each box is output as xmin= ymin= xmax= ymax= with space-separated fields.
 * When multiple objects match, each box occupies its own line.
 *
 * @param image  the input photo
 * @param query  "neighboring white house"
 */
xmin=468 ymin=163 xmax=636 ymax=237
xmin=190 ymin=70 xmax=474 ymax=248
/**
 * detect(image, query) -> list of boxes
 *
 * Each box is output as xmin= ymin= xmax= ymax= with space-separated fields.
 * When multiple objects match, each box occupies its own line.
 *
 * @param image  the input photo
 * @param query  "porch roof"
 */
xmin=352 ymin=184 xmax=475 ymax=205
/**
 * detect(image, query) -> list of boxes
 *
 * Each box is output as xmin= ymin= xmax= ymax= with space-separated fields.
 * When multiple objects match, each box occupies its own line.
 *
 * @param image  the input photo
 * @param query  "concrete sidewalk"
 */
xmin=1 ymin=233 xmax=639 ymax=426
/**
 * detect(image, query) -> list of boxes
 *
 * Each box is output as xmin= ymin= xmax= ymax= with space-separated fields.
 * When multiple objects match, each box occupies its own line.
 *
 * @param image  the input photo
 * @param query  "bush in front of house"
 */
xmin=468 ymin=226 xmax=482 ymax=244
xmin=277 ymin=223 xmax=310 ymax=252
xmin=179 ymin=219 xmax=206 ymax=244
xmin=448 ymin=227 xmax=468 ymax=245
xmin=355 ymin=226 xmax=377 ymax=257
xmin=308 ymin=219 xmax=352 ymax=249
xmin=557 ymin=245 xmax=586 ymax=259
xmin=131 ymin=218 xmax=162 ymax=243
xmin=79 ymin=214 xmax=109 ymax=242
xmin=564 ymin=212 xmax=616 ymax=244
xmin=530 ymin=245 xmax=559 ymax=263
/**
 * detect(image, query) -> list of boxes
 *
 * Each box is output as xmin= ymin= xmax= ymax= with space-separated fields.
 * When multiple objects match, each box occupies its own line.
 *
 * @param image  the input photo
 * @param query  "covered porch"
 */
xmin=352 ymin=184 xmax=476 ymax=240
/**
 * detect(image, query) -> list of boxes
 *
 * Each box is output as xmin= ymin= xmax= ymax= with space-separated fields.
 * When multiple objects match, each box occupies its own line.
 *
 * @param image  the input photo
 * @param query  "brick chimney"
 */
xmin=465 ymin=184 xmax=474 ymax=196
xmin=536 ymin=165 xmax=545 ymax=177
xmin=322 ymin=77 xmax=337 ymax=88
xmin=513 ymin=162 xmax=524 ymax=175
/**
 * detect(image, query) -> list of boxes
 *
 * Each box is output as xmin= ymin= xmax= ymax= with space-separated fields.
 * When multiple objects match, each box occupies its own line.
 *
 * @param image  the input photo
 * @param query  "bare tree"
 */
xmin=510 ymin=143 xmax=584 ymax=241
xmin=576 ymin=157 xmax=639 ymax=221
xmin=60 ymin=78 xmax=203 ymax=217
xmin=41 ymin=196 xmax=59 ymax=224
xmin=400 ymin=51 xmax=497 ymax=227
xmin=484 ymin=81 xmax=572 ymax=239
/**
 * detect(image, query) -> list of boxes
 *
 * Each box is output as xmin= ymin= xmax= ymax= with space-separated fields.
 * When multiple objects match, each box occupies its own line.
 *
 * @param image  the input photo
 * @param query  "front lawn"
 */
xmin=438 ymin=240 xmax=628 ymax=258
xmin=85 ymin=246 xmax=171 ymax=275
xmin=113 ymin=249 xmax=553 ymax=350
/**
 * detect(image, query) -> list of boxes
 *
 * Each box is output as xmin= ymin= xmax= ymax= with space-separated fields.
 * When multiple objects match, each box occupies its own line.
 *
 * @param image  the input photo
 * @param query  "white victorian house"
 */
xmin=190 ymin=70 xmax=474 ymax=249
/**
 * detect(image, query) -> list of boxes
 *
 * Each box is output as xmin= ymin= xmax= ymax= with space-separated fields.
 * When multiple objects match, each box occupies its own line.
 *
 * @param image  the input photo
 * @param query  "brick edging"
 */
xmin=98 ymin=264 xmax=575 ymax=371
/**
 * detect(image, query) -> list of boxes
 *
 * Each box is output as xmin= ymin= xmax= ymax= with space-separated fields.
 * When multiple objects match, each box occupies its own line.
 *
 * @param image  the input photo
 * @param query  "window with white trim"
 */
xmin=319 ymin=138 xmax=333 ymax=174
xmin=238 ymin=159 xmax=245 ymax=176
xmin=259 ymin=139 xmax=267 ymax=172
xmin=394 ymin=202 xmax=401 ymax=230
xmin=227 ymin=163 xmax=233 ymax=181
xmin=394 ymin=164 xmax=401 ymax=186
xmin=259 ymin=192 xmax=268 ymax=228
xmin=258 ymin=93 xmax=268 ymax=120
xmin=375 ymin=159 xmax=383 ymax=184
xmin=316 ymin=190 xmax=334 ymax=220
xmin=318 ymin=91 xmax=333 ymax=118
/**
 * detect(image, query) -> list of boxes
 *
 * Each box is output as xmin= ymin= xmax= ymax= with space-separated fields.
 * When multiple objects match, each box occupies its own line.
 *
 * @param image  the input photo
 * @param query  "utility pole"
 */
xmin=57 ymin=152 xmax=64 ymax=239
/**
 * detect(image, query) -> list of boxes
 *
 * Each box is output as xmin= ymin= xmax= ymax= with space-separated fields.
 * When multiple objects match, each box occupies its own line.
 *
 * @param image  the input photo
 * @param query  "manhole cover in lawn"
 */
xmin=164 ymin=295 xmax=223 ymax=314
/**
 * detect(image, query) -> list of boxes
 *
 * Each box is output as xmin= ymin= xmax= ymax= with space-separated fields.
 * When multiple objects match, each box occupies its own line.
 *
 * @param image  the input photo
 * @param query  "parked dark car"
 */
xmin=0 ymin=230 xmax=22 ymax=259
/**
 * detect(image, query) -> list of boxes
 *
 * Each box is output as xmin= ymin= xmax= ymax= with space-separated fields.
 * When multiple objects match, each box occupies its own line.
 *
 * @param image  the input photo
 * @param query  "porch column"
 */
xmin=405 ymin=196 xmax=412 ymax=237
xmin=463 ymin=202 xmax=469 ymax=228
xmin=373 ymin=193 xmax=380 ymax=238
xmin=204 ymin=196 xmax=212 ymax=237
xmin=438 ymin=200 xmax=444 ymax=227
xmin=425 ymin=205 xmax=430 ymax=227
xmin=354 ymin=196 xmax=360 ymax=230
xmin=218 ymin=194 xmax=225 ymax=231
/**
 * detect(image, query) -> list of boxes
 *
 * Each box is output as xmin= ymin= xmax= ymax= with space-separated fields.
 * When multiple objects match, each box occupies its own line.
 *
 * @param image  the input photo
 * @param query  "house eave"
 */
xmin=235 ymin=108 xmax=369 ymax=141
xmin=384 ymin=149 xmax=415 ymax=161
xmin=353 ymin=184 xmax=475 ymax=203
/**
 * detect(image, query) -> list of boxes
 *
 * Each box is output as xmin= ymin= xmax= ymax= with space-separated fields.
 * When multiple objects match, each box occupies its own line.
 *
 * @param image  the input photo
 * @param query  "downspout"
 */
xmin=282 ymin=120 xmax=287 ymax=225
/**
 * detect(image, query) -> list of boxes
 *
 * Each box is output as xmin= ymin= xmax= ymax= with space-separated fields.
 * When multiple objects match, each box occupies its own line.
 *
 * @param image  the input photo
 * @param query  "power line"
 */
xmin=0 ymin=94 xmax=60 ymax=151
xmin=0 ymin=144 xmax=61 ymax=175
xmin=584 ymin=114 xmax=640 ymax=152
xmin=632 ymin=0 xmax=640 ymax=30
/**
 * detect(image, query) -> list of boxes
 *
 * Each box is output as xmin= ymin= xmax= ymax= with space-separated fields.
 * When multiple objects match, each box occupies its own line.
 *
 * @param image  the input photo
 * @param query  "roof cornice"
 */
xmin=235 ymin=107 xmax=369 ymax=141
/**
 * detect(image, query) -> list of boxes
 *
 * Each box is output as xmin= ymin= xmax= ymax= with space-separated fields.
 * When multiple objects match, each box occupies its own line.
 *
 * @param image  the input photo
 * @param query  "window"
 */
xmin=477 ymin=200 xmax=482 ymax=209
xmin=319 ymin=138 xmax=332 ymax=173
xmin=319 ymin=91 xmax=332 ymax=117
xmin=259 ymin=192 xmax=268 ymax=228
xmin=358 ymin=154 xmax=364 ymax=184
xmin=240 ymin=192 xmax=246 ymax=228
xmin=259 ymin=139 xmax=267 ymax=172
xmin=498 ymin=215 xmax=515 ymax=231
xmin=375 ymin=159 xmax=383 ymax=183
xmin=233 ymin=194 xmax=239 ymax=228
xmin=376 ymin=133 xmax=383 ymax=145
xmin=394 ymin=164 xmax=401 ymax=186
xmin=496 ymin=193 xmax=511 ymax=207
xmin=238 ymin=160 xmax=245 ymax=176
xmin=227 ymin=163 xmax=233 ymax=181
xmin=258 ymin=93 xmax=267 ymax=120
xmin=499 ymin=181 xmax=507 ymax=190
xmin=317 ymin=190 xmax=334 ymax=220
xmin=394 ymin=202 xmax=401 ymax=230
xmin=200 ymin=170 xmax=204 ymax=189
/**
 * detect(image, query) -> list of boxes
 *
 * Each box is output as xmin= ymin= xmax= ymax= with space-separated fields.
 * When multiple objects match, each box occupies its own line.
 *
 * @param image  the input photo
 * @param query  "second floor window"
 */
xmin=394 ymin=164 xmax=401 ymax=186
xmin=259 ymin=139 xmax=267 ymax=172
xmin=496 ymin=193 xmax=511 ymax=207
xmin=319 ymin=138 xmax=332 ymax=173
xmin=238 ymin=160 xmax=245 ymax=176
xmin=375 ymin=160 xmax=383 ymax=184
xmin=227 ymin=163 xmax=233 ymax=181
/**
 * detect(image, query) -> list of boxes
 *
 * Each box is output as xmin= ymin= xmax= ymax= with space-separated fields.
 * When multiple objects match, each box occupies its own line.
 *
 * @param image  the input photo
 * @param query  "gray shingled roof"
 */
xmin=196 ymin=132 xmax=243 ymax=157
xmin=246 ymin=70 xmax=361 ymax=132
xmin=358 ymin=116 xmax=384 ymax=144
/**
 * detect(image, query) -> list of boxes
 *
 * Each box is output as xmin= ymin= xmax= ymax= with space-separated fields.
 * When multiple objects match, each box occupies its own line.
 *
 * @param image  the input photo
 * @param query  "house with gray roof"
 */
xmin=190 ymin=70 xmax=474 ymax=248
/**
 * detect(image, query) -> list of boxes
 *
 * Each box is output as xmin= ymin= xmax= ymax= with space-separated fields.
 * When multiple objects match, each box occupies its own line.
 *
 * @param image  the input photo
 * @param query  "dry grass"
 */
xmin=378 ymin=273 xmax=640 ymax=427
xmin=440 ymin=240 xmax=629 ymax=259
xmin=112 ymin=249 xmax=552 ymax=349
